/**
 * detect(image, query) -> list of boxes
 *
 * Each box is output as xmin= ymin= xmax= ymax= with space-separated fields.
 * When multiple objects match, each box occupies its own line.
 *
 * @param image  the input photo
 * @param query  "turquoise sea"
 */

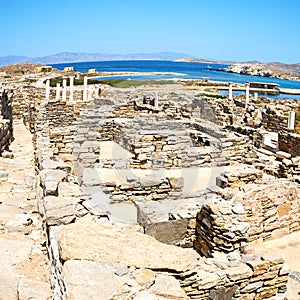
xmin=52 ymin=60 xmax=300 ymax=100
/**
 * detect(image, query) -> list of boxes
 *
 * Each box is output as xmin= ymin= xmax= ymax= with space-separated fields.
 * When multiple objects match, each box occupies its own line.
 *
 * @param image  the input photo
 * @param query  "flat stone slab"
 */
xmin=110 ymin=203 xmax=137 ymax=223
xmin=62 ymin=259 xmax=129 ymax=300
xmin=58 ymin=219 xmax=198 ymax=272
xmin=82 ymin=186 xmax=110 ymax=216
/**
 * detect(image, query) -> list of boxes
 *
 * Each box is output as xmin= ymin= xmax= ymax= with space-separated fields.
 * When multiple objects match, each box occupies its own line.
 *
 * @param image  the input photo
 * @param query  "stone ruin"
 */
xmin=0 ymin=74 xmax=300 ymax=299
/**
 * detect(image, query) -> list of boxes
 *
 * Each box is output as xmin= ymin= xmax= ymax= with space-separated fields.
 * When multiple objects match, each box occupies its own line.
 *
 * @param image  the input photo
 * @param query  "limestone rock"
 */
xmin=226 ymin=263 xmax=253 ymax=281
xmin=132 ymin=268 xmax=156 ymax=289
xmin=43 ymin=196 xmax=76 ymax=226
xmin=18 ymin=278 xmax=51 ymax=300
xmin=82 ymin=186 xmax=110 ymax=216
xmin=82 ymin=168 xmax=102 ymax=186
xmin=150 ymin=274 xmax=189 ymax=299
xmin=62 ymin=259 xmax=129 ymax=300
xmin=58 ymin=220 xmax=198 ymax=272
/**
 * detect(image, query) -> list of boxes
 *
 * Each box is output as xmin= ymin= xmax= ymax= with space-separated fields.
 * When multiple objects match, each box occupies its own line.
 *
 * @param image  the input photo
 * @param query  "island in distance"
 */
xmin=0 ymin=51 xmax=300 ymax=72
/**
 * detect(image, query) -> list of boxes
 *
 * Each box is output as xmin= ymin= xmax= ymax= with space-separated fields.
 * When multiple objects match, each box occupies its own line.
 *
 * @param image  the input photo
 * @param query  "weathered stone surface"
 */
xmin=247 ymin=258 xmax=270 ymax=275
xmin=209 ymin=285 xmax=238 ymax=300
xmin=82 ymin=186 xmax=110 ymax=216
xmin=0 ymin=238 xmax=50 ymax=300
xmin=18 ymin=278 xmax=51 ymax=300
xmin=197 ymin=271 xmax=221 ymax=290
xmin=58 ymin=220 xmax=198 ymax=272
xmin=133 ymin=291 xmax=157 ymax=300
xmin=240 ymin=281 xmax=263 ymax=293
xmin=43 ymin=196 xmax=76 ymax=226
xmin=150 ymin=274 xmax=189 ymax=299
xmin=226 ymin=264 xmax=253 ymax=281
xmin=145 ymin=219 xmax=189 ymax=245
xmin=82 ymin=168 xmax=102 ymax=186
xmin=132 ymin=268 xmax=156 ymax=289
xmin=62 ymin=259 xmax=129 ymax=299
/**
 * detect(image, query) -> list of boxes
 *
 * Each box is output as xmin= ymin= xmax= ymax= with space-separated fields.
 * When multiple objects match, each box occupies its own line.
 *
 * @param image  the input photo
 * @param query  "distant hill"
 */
xmin=265 ymin=62 xmax=300 ymax=72
xmin=0 ymin=55 xmax=31 ymax=67
xmin=0 ymin=52 xmax=299 ymax=72
xmin=0 ymin=52 xmax=190 ymax=67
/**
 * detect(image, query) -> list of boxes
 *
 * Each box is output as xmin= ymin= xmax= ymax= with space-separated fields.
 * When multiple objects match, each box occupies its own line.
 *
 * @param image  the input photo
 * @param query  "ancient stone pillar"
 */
xmin=154 ymin=92 xmax=158 ymax=108
xmin=254 ymin=92 xmax=258 ymax=101
xmin=245 ymin=83 xmax=250 ymax=108
xmin=288 ymin=111 xmax=295 ymax=130
xmin=83 ymin=76 xmax=88 ymax=101
xmin=56 ymin=82 xmax=60 ymax=101
xmin=228 ymin=82 xmax=233 ymax=100
xmin=69 ymin=76 xmax=74 ymax=102
xmin=45 ymin=79 xmax=50 ymax=100
xmin=62 ymin=78 xmax=67 ymax=101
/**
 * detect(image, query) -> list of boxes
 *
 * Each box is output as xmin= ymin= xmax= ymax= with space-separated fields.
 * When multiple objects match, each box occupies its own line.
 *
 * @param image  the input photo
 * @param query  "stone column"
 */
xmin=69 ymin=76 xmax=74 ymax=102
xmin=45 ymin=79 xmax=50 ymax=100
xmin=245 ymin=82 xmax=250 ymax=108
xmin=154 ymin=92 xmax=158 ymax=108
xmin=288 ymin=111 xmax=295 ymax=130
xmin=56 ymin=82 xmax=60 ymax=101
xmin=62 ymin=78 xmax=67 ymax=101
xmin=254 ymin=92 xmax=258 ymax=101
xmin=228 ymin=82 xmax=233 ymax=100
xmin=83 ymin=76 xmax=88 ymax=101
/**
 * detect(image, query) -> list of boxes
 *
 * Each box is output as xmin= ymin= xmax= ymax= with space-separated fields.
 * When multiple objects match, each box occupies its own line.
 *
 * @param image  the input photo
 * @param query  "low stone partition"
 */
xmin=235 ymin=182 xmax=300 ymax=242
xmin=194 ymin=200 xmax=249 ymax=257
xmin=112 ymin=118 xmax=221 ymax=169
xmin=0 ymin=89 xmax=13 ymax=155
xmin=262 ymin=108 xmax=288 ymax=133
xmin=216 ymin=168 xmax=263 ymax=189
xmin=226 ymin=125 xmax=263 ymax=149
xmin=102 ymin=176 xmax=183 ymax=202
xmin=195 ymin=181 xmax=300 ymax=253
xmin=0 ymin=117 xmax=13 ymax=155
xmin=279 ymin=132 xmax=300 ymax=157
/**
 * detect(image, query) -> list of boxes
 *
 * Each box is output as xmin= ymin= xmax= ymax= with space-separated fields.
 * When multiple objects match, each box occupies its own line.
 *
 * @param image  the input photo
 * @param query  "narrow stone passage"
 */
xmin=0 ymin=120 xmax=51 ymax=299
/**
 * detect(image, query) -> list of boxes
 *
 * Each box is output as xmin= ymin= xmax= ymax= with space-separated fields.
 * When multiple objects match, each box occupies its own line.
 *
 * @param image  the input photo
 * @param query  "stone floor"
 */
xmin=0 ymin=120 xmax=51 ymax=299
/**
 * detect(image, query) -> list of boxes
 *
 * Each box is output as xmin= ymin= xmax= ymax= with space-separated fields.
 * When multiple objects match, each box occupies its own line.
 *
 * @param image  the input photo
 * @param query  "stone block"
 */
xmin=43 ymin=196 xmax=76 ymax=226
xmin=145 ymin=219 xmax=189 ymax=245
xmin=226 ymin=264 xmax=253 ymax=281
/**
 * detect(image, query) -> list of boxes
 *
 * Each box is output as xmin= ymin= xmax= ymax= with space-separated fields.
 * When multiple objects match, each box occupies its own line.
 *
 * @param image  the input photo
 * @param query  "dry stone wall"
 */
xmin=0 ymin=89 xmax=13 ymax=155
xmin=234 ymin=182 xmax=300 ymax=242
xmin=279 ymin=132 xmax=300 ymax=157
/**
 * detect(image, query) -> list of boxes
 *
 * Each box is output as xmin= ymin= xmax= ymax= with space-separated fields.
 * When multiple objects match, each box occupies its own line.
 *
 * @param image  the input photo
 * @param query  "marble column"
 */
xmin=254 ymin=92 xmax=258 ymax=101
xmin=69 ymin=76 xmax=74 ymax=102
xmin=62 ymin=78 xmax=67 ymax=101
xmin=245 ymin=83 xmax=250 ymax=108
xmin=228 ymin=82 xmax=233 ymax=100
xmin=56 ymin=82 xmax=60 ymax=101
xmin=45 ymin=79 xmax=50 ymax=100
xmin=288 ymin=111 xmax=295 ymax=130
xmin=154 ymin=92 xmax=158 ymax=108
xmin=83 ymin=76 xmax=88 ymax=101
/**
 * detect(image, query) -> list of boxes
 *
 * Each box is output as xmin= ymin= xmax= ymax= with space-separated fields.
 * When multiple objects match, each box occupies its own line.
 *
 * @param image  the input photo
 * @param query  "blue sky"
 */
xmin=0 ymin=0 xmax=299 ymax=63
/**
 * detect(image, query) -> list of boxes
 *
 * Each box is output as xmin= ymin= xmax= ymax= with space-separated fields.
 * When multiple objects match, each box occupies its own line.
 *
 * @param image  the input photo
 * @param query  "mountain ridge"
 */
xmin=0 ymin=52 xmax=299 ymax=71
xmin=0 ymin=52 xmax=190 ymax=67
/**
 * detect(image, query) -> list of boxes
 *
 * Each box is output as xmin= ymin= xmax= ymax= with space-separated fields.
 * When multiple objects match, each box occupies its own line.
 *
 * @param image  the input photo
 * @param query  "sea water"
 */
xmin=52 ymin=60 xmax=300 ymax=98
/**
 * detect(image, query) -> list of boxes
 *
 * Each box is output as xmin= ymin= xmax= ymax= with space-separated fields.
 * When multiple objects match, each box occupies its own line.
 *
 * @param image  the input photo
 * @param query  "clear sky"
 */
xmin=0 ymin=0 xmax=299 ymax=63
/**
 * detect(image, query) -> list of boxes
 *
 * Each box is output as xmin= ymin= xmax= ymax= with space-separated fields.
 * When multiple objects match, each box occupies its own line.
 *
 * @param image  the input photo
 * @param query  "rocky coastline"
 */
xmin=224 ymin=63 xmax=300 ymax=81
